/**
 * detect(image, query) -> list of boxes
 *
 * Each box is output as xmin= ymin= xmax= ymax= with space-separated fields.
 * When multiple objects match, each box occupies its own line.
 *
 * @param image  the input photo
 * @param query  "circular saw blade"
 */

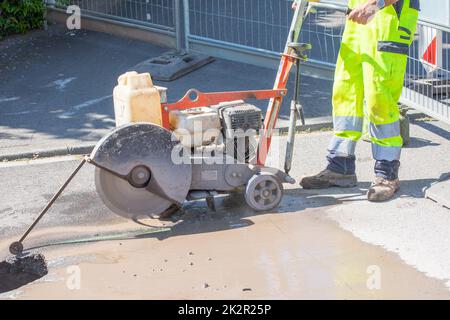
xmin=92 ymin=123 xmax=192 ymax=219
xmin=95 ymin=167 xmax=172 ymax=219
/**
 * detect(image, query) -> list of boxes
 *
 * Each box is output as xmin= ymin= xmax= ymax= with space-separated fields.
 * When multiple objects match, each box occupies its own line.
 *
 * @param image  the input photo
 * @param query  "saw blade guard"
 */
xmin=90 ymin=123 xmax=192 ymax=219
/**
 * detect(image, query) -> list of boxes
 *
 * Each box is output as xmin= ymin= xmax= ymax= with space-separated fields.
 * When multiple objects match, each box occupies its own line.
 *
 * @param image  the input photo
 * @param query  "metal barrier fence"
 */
xmin=52 ymin=0 xmax=177 ymax=33
xmin=401 ymin=22 xmax=450 ymax=124
xmin=183 ymin=0 xmax=346 ymax=75
xmin=45 ymin=1 xmax=449 ymax=125
xmin=184 ymin=0 xmax=450 ymax=125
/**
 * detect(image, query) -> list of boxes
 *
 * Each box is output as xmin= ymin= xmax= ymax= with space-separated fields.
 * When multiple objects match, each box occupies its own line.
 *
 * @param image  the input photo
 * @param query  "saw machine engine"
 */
xmin=216 ymin=101 xmax=262 ymax=163
xmin=170 ymin=100 xmax=262 ymax=163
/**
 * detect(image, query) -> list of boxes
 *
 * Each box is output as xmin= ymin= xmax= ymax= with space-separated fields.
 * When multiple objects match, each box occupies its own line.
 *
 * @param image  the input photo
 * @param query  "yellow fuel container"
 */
xmin=113 ymin=71 xmax=163 ymax=127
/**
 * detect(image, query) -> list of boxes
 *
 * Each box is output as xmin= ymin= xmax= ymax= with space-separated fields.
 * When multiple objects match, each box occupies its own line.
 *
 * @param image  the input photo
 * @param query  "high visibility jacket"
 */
xmin=329 ymin=0 xmax=420 ymax=161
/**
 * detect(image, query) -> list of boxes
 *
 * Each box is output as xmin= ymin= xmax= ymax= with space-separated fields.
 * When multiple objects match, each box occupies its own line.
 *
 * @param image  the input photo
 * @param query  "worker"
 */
xmin=299 ymin=0 xmax=420 ymax=201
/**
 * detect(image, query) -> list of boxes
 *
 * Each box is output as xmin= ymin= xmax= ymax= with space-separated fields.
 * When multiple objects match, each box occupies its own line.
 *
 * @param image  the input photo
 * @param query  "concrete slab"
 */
xmin=264 ymin=119 xmax=450 ymax=290
xmin=426 ymin=177 xmax=450 ymax=209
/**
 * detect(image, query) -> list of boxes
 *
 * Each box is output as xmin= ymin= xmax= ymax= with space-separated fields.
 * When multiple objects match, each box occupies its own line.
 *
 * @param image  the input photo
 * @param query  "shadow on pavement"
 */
xmin=412 ymin=120 xmax=450 ymax=141
xmin=405 ymin=137 xmax=441 ymax=148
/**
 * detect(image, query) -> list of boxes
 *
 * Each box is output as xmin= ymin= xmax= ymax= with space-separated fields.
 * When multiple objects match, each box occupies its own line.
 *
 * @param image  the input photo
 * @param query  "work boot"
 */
xmin=367 ymin=177 xmax=400 ymax=202
xmin=300 ymin=169 xmax=357 ymax=189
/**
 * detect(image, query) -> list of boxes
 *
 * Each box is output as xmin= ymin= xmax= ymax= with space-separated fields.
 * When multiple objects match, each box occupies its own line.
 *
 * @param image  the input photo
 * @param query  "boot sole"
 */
xmin=300 ymin=177 xmax=358 ymax=189
xmin=367 ymin=187 xmax=400 ymax=202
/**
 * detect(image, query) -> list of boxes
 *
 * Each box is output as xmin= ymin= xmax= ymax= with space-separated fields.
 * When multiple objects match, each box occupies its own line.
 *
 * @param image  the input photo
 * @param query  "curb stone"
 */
xmin=0 ymin=118 xmax=334 ymax=162
xmin=1 ymin=144 xmax=96 ymax=162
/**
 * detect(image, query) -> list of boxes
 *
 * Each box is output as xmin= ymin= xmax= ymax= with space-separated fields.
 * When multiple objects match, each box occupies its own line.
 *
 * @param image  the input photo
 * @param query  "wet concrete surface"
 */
xmin=0 ymin=121 xmax=449 ymax=299
xmin=1 ymin=201 xmax=449 ymax=299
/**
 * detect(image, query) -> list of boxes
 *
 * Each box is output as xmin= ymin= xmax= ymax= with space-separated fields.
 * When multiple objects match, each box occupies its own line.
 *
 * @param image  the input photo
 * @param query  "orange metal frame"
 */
xmin=161 ymin=88 xmax=288 ymax=129
xmin=160 ymin=56 xmax=296 ymax=165
xmin=257 ymin=54 xmax=297 ymax=165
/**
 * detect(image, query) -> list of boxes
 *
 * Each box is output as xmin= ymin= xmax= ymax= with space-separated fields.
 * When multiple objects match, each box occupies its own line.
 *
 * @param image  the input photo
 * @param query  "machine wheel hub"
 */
xmin=255 ymin=181 xmax=279 ymax=203
xmin=245 ymin=172 xmax=283 ymax=212
xmin=129 ymin=166 xmax=151 ymax=188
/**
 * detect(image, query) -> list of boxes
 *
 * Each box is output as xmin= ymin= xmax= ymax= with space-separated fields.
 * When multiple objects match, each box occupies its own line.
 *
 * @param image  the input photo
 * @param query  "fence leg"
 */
xmin=175 ymin=0 xmax=183 ymax=52
xmin=45 ymin=0 xmax=55 ymax=8
xmin=183 ymin=0 xmax=190 ymax=53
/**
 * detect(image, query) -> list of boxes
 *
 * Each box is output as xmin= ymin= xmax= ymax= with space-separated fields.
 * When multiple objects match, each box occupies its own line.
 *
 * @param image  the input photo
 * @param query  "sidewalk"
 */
xmin=0 ymin=24 xmax=333 ymax=160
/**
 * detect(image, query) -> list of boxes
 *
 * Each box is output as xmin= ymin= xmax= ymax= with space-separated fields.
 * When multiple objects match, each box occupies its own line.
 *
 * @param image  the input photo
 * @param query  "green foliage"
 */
xmin=0 ymin=0 xmax=46 ymax=38
xmin=55 ymin=0 xmax=71 ymax=6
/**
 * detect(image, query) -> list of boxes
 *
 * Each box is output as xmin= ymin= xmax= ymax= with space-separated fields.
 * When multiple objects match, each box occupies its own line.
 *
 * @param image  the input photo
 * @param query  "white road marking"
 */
xmin=0 ymin=96 xmax=20 ymax=103
xmin=0 ymin=155 xmax=83 ymax=168
xmin=48 ymin=77 xmax=77 ymax=90
xmin=2 ymin=109 xmax=39 ymax=116
xmin=58 ymin=95 xmax=112 ymax=118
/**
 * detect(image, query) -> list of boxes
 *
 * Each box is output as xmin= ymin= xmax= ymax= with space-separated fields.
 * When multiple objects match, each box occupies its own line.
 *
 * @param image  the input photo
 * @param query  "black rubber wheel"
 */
xmin=9 ymin=241 xmax=24 ymax=255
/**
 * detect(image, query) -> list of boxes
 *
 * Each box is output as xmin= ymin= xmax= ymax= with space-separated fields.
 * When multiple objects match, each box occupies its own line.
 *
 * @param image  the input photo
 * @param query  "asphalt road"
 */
xmin=0 ymin=24 xmax=333 ymax=158
xmin=0 ymin=156 xmax=123 ymax=240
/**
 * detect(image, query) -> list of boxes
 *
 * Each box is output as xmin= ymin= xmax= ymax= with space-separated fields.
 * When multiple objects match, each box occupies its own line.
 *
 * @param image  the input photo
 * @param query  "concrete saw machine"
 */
xmin=9 ymin=0 xmax=341 ymax=255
